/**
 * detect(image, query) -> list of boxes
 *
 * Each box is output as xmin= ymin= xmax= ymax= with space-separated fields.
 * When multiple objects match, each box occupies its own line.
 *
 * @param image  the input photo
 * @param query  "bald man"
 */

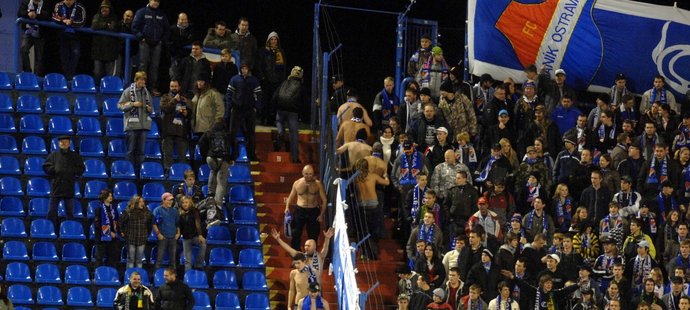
xmin=429 ymin=149 xmax=471 ymax=202
xmin=285 ymin=165 xmax=328 ymax=250
xmin=270 ymin=226 xmax=333 ymax=283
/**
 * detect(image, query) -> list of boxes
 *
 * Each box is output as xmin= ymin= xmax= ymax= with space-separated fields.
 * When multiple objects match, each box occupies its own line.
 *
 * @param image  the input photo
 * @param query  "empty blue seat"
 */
xmin=74 ymin=181 xmax=82 ymax=198
xmin=87 ymin=200 xmax=99 ymax=219
xmin=151 ymin=96 xmax=161 ymax=118
xmin=169 ymin=162 xmax=192 ymax=181
xmin=111 ymin=160 xmax=136 ymax=179
xmin=62 ymin=242 xmax=88 ymax=263
xmin=108 ymin=139 xmax=126 ymax=157
xmin=117 ymin=201 xmax=128 ymax=215
xmin=142 ymin=182 xmax=165 ymax=202
xmin=114 ymin=181 xmax=138 ymax=200
xmin=184 ymin=269 xmax=209 ymax=289
xmin=48 ymin=116 xmax=74 ymax=135
xmin=124 ymin=268 xmax=150 ymax=286
xmin=65 ymin=265 xmax=91 ymax=285
xmin=0 ymin=156 xmax=21 ymax=175
xmin=147 ymin=121 xmax=160 ymax=138
xmin=0 ymin=135 xmax=19 ymax=154
xmin=213 ymin=270 xmax=239 ymax=290
xmin=21 ymin=136 xmax=46 ymax=155
xmin=236 ymin=143 xmax=249 ymax=163
xmin=45 ymin=95 xmax=70 ymax=115
xmin=229 ymin=185 xmax=255 ymax=205
xmin=19 ymin=115 xmax=45 ymax=134
xmin=30 ymin=219 xmax=56 ymax=239
xmin=84 ymin=159 xmax=108 ymax=179
xmin=144 ymin=140 xmax=162 ymax=159
xmin=4 ymin=241 xmax=29 ymax=261
xmin=153 ymin=268 xmax=166 ymax=287
xmin=6 ymin=262 xmax=32 ymax=283
xmin=0 ymin=197 xmax=25 ymax=216
xmin=245 ymin=294 xmax=270 ymax=310
xmin=233 ymin=206 xmax=258 ymax=225
xmin=102 ymin=97 xmax=123 ymax=117
xmin=0 ymin=114 xmax=16 ymax=133
xmin=96 ymin=288 xmax=116 ymax=307
xmin=76 ymin=117 xmax=103 ymax=136
xmin=85 ymin=180 xmax=108 ymax=199
xmin=215 ymin=292 xmax=241 ymax=310
xmin=8 ymin=284 xmax=34 ymax=305
xmin=94 ymin=266 xmax=120 ymax=286
xmin=207 ymin=226 xmax=232 ymax=245
xmin=0 ymin=94 xmax=12 ymax=113
xmin=71 ymin=74 xmax=96 ymax=93
xmin=43 ymin=73 xmax=69 ymax=93
xmin=0 ymin=177 xmax=24 ymax=196
xmin=74 ymin=96 xmax=99 ymax=116
xmin=80 ymin=138 xmax=105 ymax=157
xmin=238 ymin=248 xmax=265 ymax=268
xmin=100 ymin=75 xmax=124 ymax=94
xmin=16 ymin=94 xmax=42 ymax=113
xmin=50 ymin=136 xmax=74 ymax=152
xmin=141 ymin=161 xmax=165 ymax=180
xmin=24 ymin=157 xmax=46 ymax=176
xmin=15 ymin=72 xmax=40 ymax=91
xmin=27 ymin=177 xmax=51 ymax=196
xmin=192 ymin=291 xmax=211 ymax=310
xmin=198 ymin=164 xmax=210 ymax=182
xmin=2 ymin=218 xmax=27 ymax=238
xmin=32 ymin=242 xmax=59 ymax=262
xmin=60 ymin=220 xmax=86 ymax=240
xmin=242 ymin=271 xmax=268 ymax=291
xmin=106 ymin=118 xmax=125 ymax=137
xmin=228 ymin=164 xmax=252 ymax=184
xmin=208 ymin=247 xmax=235 ymax=267
xmin=235 ymin=226 xmax=261 ymax=246
xmin=37 ymin=285 xmax=63 ymax=306
xmin=35 ymin=263 xmax=62 ymax=284
xmin=66 ymin=286 xmax=93 ymax=307
xmin=58 ymin=199 xmax=83 ymax=218
xmin=0 ymin=72 xmax=12 ymax=90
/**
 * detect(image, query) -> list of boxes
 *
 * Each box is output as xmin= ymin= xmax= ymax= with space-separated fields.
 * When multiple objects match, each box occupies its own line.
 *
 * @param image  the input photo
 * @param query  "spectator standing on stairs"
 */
xmin=172 ymin=169 xmax=205 ymax=204
xmin=289 ymin=252 xmax=317 ymax=310
xmin=118 ymin=71 xmax=153 ymax=176
xmin=227 ymin=62 xmax=262 ymax=162
xmin=297 ymin=283 xmax=331 ymax=310
xmin=270 ymin=226 xmax=334 ymax=283
xmin=285 ymin=165 xmax=328 ymax=250
xmin=198 ymin=120 xmax=233 ymax=204
xmin=43 ymin=135 xmax=84 ymax=229
xmin=160 ymin=80 xmax=190 ymax=176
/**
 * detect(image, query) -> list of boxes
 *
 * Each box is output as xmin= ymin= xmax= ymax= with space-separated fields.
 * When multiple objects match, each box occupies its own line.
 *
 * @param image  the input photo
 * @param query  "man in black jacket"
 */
xmin=174 ymin=41 xmax=211 ymax=98
xmin=444 ymin=170 xmax=479 ymax=241
xmin=18 ymin=0 xmax=53 ymax=76
xmin=273 ymin=66 xmax=304 ymax=163
xmin=198 ymin=120 xmax=233 ymax=204
xmin=154 ymin=268 xmax=194 ymax=310
xmin=43 ymin=135 xmax=85 ymax=229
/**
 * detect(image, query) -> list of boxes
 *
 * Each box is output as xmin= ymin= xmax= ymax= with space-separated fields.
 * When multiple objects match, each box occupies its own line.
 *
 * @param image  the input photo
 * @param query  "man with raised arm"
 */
xmin=270 ymin=226 xmax=334 ymax=283
xmin=285 ymin=165 xmax=328 ymax=250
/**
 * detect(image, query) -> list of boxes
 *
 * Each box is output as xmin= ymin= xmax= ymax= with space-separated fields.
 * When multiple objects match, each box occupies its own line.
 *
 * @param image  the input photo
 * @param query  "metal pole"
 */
xmin=464 ymin=4 xmax=470 ymax=81
xmin=395 ymin=14 xmax=405 ymax=100
xmin=15 ymin=22 xmax=22 ymax=73
xmin=124 ymin=39 xmax=132 ymax=84
xmin=320 ymin=51 xmax=330 ymax=181
xmin=311 ymin=3 xmax=321 ymax=133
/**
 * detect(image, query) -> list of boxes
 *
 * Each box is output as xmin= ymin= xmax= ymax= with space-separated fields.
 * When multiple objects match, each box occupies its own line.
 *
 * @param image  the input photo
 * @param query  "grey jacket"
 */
xmin=118 ymin=85 xmax=152 ymax=131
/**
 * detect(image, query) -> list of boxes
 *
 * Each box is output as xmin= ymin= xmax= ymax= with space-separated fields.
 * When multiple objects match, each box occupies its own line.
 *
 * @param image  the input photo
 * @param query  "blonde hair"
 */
xmin=127 ymin=195 xmax=144 ymax=211
xmin=384 ymin=76 xmax=394 ymax=83
xmin=179 ymin=196 xmax=195 ymax=214
xmin=456 ymin=132 xmax=470 ymax=143
xmin=552 ymin=183 xmax=569 ymax=200
xmin=134 ymin=71 xmax=147 ymax=81
xmin=221 ymin=48 xmax=231 ymax=56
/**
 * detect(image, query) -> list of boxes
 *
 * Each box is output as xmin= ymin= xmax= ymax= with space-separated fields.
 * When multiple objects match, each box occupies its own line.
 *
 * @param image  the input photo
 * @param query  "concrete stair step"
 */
xmin=255 ymin=191 xmax=289 ymax=204
xmin=255 ymin=181 xmax=293 ymax=193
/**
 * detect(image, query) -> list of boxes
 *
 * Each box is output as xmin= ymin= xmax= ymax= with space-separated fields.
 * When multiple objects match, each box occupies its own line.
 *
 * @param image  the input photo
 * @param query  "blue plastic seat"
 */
xmin=0 ymin=135 xmax=19 ymax=154
xmin=0 ymin=72 xmax=12 ymax=90
xmin=0 ymin=94 xmax=12 ymax=113
xmin=6 ymin=262 xmax=32 ymax=283
xmin=141 ymin=161 xmax=165 ymax=180
xmin=153 ymin=268 xmax=166 ymax=287
xmin=30 ymin=219 xmax=56 ymax=239
xmin=245 ymin=294 xmax=270 ymax=310
xmin=43 ymin=73 xmax=69 ymax=93
xmin=2 ymin=218 xmax=27 ymax=238
xmin=107 ymin=139 xmax=126 ymax=157
xmin=60 ymin=220 xmax=86 ymax=240
xmin=74 ymin=96 xmax=99 ymax=116
xmin=113 ymin=181 xmax=138 ymax=200
xmin=84 ymin=159 xmax=108 ymax=179
xmin=45 ymin=95 xmax=70 ymax=115
xmin=235 ymin=143 xmax=249 ymax=163
xmin=213 ymin=270 xmax=239 ymax=290
xmin=21 ymin=136 xmax=46 ymax=155
xmin=62 ymin=242 xmax=88 ymax=263
xmin=228 ymin=164 xmax=252 ymax=184
xmin=117 ymin=201 xmax=128 ymax=215
xmin=0 ymin=197 xmax=25 ymax=216
xmin=48 ymin=116 xmax=74 ymax=135
xmin=16 ymin=94 xmax=42 ymax=113
xmin=65 ymin=265 xmax=91 ymax=285
xmin=15 ymin=72 xmax=40 ymax=91
xmin=32 ymin=242 xmax=59 ymax=262
xmin=8 ymin=284 xmax=34 ymax=305
xmin=124 ymin=268 xmax=151 ymax=286
xmin=24 ymin=157 xmax=46 ymax=176
xmin=207 ymin=226 xmax=232 ymax=245
xmin=102 ymin=97 xmax=123 ymax=117
xmin=19 ymin=115 xmax=45 ymax=134
xmin=76 ymin=117 xmax=103 ymax=136
xmin=144 ymin=140 xmax=162 ymax=159
xmin=229 ymin=185 xmax=255 ymax=205
xmin=111 ymin=160 xmax=136 ymax=179
xmin=184 ymin=269 xmax=209 ymax=289
xmin=66 ymin=286 xmax=93 ymax=307
xmin=96 ymin=288 xmax=116 ymax=307
xmin=233 ymin=206 xmax=258 ymax=225
xmin=242 ymin=271 xmax=268 ymax=291
xmin=74 ymin=181 xmax=82 ymax=198
xmin=86 ymin=200 xmax=99 ymax=219
xmin=147 ymin=121 xmax=160 ymax=138
xmin=35 ymin=263 xmax=62 ymax=284
xmin=169 ymin=162 xmax=192 ymax=181
xmin=100 ymin=75 xmax=124 ymax=94
xmin=192 ymin=291 xmax=211 ymax=310
xmin=37 ymin=285 xmax=63 ymax=306
xmin=84 ymin=180 xmax=108 ymax=199
xmin=235 ymin=226 xmax=261 ymax=246
xmin=142 ymin=182 xmax=165 ymax=202
xmin=58 ymin=200 xmax=83 ymax=218
xmin=0 ymin=156 xmax=21 ymax=175
xmin=106 ymin=118 xmax=125 ymax=137
xmin=27 ymin=177 xmax=51 ymax=196
xmin=194 ymin=145 xmax=202 ymax=161
xmin=208 ymin=247 xmax=235 ymax=267
xmin=71 ymin=74 xmax=96 ymax=93
xmin=198 ymin=164 xmax=210 ymax=182
xmin=151 ymin=96 xmax=161 ymax=118
xmin=0 ymin=177 xmax=24 ymax=196
xmin=215 ymin=292 xmax=241 ymax=310
xmin=80 ymin=138 xmax=105 ymax=157
xmin=0 ymin=114 xmax=16 ymax=133
xmin=4 ymin=241 xmax=29 ymax=261
xmin=237 ymin=248 xmax=265 ymax=268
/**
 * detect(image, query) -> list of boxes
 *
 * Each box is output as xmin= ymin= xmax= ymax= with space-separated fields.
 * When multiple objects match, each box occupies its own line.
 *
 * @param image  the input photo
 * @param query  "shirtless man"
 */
xmin=335 ymin=128 xmax=372 ymax=173
xmin=270 ymin=226 xmax=334 ymax=283
xmin=337 ymin=94 xmax=373 ymax=128
xmin=365 ymin=142 xmax=388 ymax=177
xmin=289 ymin=252 xmax=316 ymax=309
xmin=297 ymin=282 xmax=331 ymax=310
xmin=336 ymin=107 xmax=371 ymax=145
xmin=285 ymin=165 xmax=328 ymax=250
xmin=354 ymin=158 xmax=390 ymax=260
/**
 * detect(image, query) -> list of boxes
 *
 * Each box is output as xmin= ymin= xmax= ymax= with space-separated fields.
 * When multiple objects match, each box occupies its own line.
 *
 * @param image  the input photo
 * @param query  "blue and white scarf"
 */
xmin=128 ymin=83 xmax=150 ymax=119
xmin=527 ymin=210 xmax=549 ymax=235
xmin=302 ymin=295 xmax=324 ymax=310
xmin=381 ymin=89 xmax=399 ymax=121
xmin=301 ymin=265 xmax=317 ymax=284
xmin=418 ymin=223 xmax=435 ymax=244
xmin=411 ymin=185 xmax=427 ymax=225
xmin=651 ymin=88 xmax=668 ymax=105
xmin=400 ymin=151 xmax=422 ymax=186
xmin=647 ymin=157 xmax=669 ymax=187
xmin=476 ymin=156 xmax=498 ymax=182
xmin=658 ymin=192 xmax=678 ymax=222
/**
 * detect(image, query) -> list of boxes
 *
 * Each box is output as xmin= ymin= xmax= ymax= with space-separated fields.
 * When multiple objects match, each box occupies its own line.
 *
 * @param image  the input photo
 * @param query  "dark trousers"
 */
xmin=58 ymin=32 xmax=80 ymax=80
xmin=21 ymin=33 xmax=45 ymax=76
xmin=290 ymin=206 xmax=320 ymax=250
xmin=230 ymin=109 xmax=256 ymax=160
xmin=155 ymin=237 xmax=177 ymax=269
xmin=95 ymin=239 xmax=120 ymax=267
xmin=359 ymin=206 xmax=382 ymax=259
xmin=261 ymin=81 xmax=280 ymax=124
xmin=126 ymin=129 xmax=147 ymax=172
xmin=48 ymin=197 xmax=74 ymax=229
xmin=162 ymin=135 xmax=189 ymax=169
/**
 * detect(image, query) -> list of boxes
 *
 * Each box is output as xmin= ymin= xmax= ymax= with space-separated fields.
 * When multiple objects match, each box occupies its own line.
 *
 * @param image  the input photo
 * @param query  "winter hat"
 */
xmin=526 ymin=146 xmax=536 ymax=153
xmin=197 ymin=71 xmax=211 ymax=83
xmin=289 ymin=66 xmax=303 ymax=79
xmin=100 ymin=0 xmax=112 ymax=8
xmin=265 ymin=31 xmax=279 ymax=44
xmin=436 ymin=127 xmax=448 ymax=134
xmin=439 ymin=79 xmax=454 ymax=93
xmin=563 ymin=133 xmax=577 ymax=145
xmin=450 ymin=66 xmax=461 ymax=78
xmin=431 ymin=46 xmax=443 ymax=55
xmin=419 ymin=87 xmax=432 ymax=97
xmin=615 ymin=73 xmax=626 ymax=81
xmin=511 ymin=214 xmax=522 ymax=222
xmin=480 ymin=73 xmax=494 ymax=84
xmin=597 ymin=93 xmax=611 ymax=104
xmin=482 ymin=249 xmax=494 ymax=258
xmin=433 ymin=288 xmax=445 ymax=299
xmin=498 ymin=109 xmax=509 ymax=116
xmin=421 ymin=34 xmax=432 ymax=41
xmin=523 ymin=81 xmax=536 ymax=89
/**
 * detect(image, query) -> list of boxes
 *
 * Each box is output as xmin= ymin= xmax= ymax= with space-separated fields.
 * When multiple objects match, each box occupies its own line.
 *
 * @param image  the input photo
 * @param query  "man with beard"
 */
xmin=523 ymin=105 xmax=561 ymax=156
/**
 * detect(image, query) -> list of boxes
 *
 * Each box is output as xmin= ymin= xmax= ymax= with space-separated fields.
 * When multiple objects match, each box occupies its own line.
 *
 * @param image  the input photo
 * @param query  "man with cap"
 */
xmin=426 ymin=288 xmax=453 ymax=309
xmin=539 ymin=66 xmax=577 ymax=114
xmin=623 ymin=218 xmax=657 ymax=260
xmin=484 ymin=108 xmax=516 ymax=154
xmin=91 ymin=0 xmax=119 ymax=84
xmin=466 ymin=197 xmax=503 ymax=246
xmin=517 ymin=146 xmax=551 ymax=194
xmin=43 ymin=135 xmax=85 ymax=228
xmin=152 ymin=192 xmax=180 ymax=270
xmin=572 ymin=287 xmax=597 ymax=310
xmin=439 ymin=79 xmax=478 ymax=139
xmin=407 ymin=34 xmax=433 ymax=78
xmin=624 ymin=238 xmax=659 ymax=294
xmin=515 ymin=80 xmax=542 ymax=134
xmin=392 ymin=138 xmax=430 ymax=199
xmin=516 ymin=170 xmax=547 ymax=215
xmin=174 ymin=40 xmax=211 ymax=98
xmin=397 ymin=264 xmax=420 ymax=296
xmin=190 ymin=70 xmax=224 ymax=140
xmin=641 ymin=74 xmax=678 ymax=114
xmin=564 ymin=114 xmax=593 ymax=153
xmin=573 ymin=264 xmax=601 ymax=301
xmin=483 ymin=84 xmax=513 ymax=132
xmin=227 ymin=61 xmax=262 ymax=161
xmin=466 ymin=248 xmax=503 ymax=302
xmin=663 ymin=276 xmax=688 ymax=310
xmin=297 ymin=282 xmax=330 ymax=310
xmin=474 ymin=142 xmax=512 ymax=189
xmin=553 ymin=132 xmax=582 ymax=185
xmin=537 ymin=253 xmax=567 ymax=289
xmin=372 ymin=76 xmax=400 ymax=131
xmin=430 ymin=149 xmax=471 ymax=204
xmin=426 ymin=126 xmax=455 ymax=170
xmin=609 ymin=73 xmax=631 ymax=105
xmin=416 ymin=46 xmax=449 ymax=100
xmin=593 ymin=236 xmax=625 ymax=291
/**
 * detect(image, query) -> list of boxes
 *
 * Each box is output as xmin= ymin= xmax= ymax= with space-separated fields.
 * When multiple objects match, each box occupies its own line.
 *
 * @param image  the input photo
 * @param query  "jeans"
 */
xmin=93 ymin=60 xmax=116 ymax=86
xmin=155 ymin=237 xmax=177 ymax=269
xmin=139 ymin=40 xmax=162 ymax=90
xmin=126 ymin=129 xmax=147 ymax=172
xmin=182 ymin=237 xmax=207 ymax=271
xmin=290 ymin=206 xmax=321 ymax=250
xmin=276 ymin=110 xmax=300 ymax=162
xmin=47 ymin=197 xmax=74 ymax=229
xmin=206 ymin=157 xmax=229 ymax=205
xmin=58 ymin=33 xmax=80 ymax=80
xmin=127 ymin=244 xmax=145 ymax=268
xmin=230 ymin=109 xmax=257 ymax=160
xmin=21 ymin=33 xmax=45 ymax=76
xmin=162 ymin=136 xmax=189 ymax=169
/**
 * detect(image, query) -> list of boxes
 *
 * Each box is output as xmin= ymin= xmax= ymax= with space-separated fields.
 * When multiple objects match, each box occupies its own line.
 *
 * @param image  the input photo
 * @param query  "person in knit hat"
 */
xmin=407 ymin=34 xmax=433 ymax=77
xmin=553 ymin=131 xmax=581 ymax=185
xmin=91 ymin=0 xmax=120 ymax=83
xmin=426 ymin=288 xmax=453 ymax=309
xmin=416 ymin=45 xmax=449 ymax=100
xmin=257 ymin=31 xmax=287 ymax=125
xmin=272 ymin=65 xmax=305 ymax=163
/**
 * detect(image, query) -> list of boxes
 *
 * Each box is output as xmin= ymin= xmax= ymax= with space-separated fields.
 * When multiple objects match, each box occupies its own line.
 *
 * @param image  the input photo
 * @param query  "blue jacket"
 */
xmin=132 ymin=5 xmax=169 ymax=43
xmin=226 ymin=73 xmax=262 ymax=114
xmin=550 ymin=105 xmax=582 ymax=136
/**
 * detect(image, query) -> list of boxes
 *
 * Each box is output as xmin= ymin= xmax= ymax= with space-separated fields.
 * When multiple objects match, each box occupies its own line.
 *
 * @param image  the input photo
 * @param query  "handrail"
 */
xmin=15 ymin=17 xmax=137 ymax=83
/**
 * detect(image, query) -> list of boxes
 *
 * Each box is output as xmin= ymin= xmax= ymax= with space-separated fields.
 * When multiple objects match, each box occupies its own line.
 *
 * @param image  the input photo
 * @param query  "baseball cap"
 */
xmin=161 ymin=192 xmax=174 ymax=201
xmin=546 ymin=254 xmax=560 ymax=263
xmin=498 ymin=109 xmax=509 ymax=116
xmin=309 ymin=282 xmax=321 ymax=292
xmin=526 ymin=146 xmax=536 ymax=153
xmin=555 ymin=69 xmax=566 ymax=76
xmin=638 ymin=240 xmax=650 ymax=248
xmin=402 ymin=140 xmax=414 ymax=149
xmin=436 ymin=127 xmax=448 ymax=134
xmin=482 ymin=248 xmax=494 ymax=258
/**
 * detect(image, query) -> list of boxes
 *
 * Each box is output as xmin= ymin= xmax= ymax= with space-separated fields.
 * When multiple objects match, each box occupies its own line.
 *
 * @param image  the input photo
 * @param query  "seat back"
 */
xmin=85 ymin=180 xmax=108 ymax=199
xmin=8 ymin=284 xmax=34 ymax=305
xmin=0 ymin=156 xmax=21 ymax=175
xmin=65 ymin=264 xmax=91 ymax=284
xmin=142 ymin=182 xmax=165 ymax=201
xmin=208 ymin=247 xmax=235 ymax=267
xmin=96 ymin=288 xmax=117 ymax=307
xmin=27 ymin=177 xmax=51 ymax=197
xmin=169 ymin=163 xmax=192 ymax=181
xmin=140 ymin=161 xmax=165 ymax=180
xmin=17 ymin=94 xmax=42 ymax=113
xmin=15 ymin=72 xmax=40 ymax=91
xmin=35 ymin=263 xmax=62 ymax=284
xmin=184 ymin=269 xmax=209 ymax=289
xmin=59 ymin=220 xmax=86 ymax=240
xmin=84 ymin=159 xmax=108 ymax=178
xmin=108 ymin=139 xmax=126 ymax=157
xmin=45 ymin=95 xmax=70 ymax=115
xmin=24 ymin=157 xmax=46 ymax=176
xmin=21 ymin=136 xmax=46 ymax=155
xmin=6 ymin=262 xmax=32 ymax=282
xmin=238 ymin=248 xmax=264 ymax=268
xmin=71 ymin=74 xmax=96 ymax=93
xmin=100 ymin=75 xmax=124 ymax=94
xmin=193 ymin=291 xmax=211 ymax=309
xmin=0 ymin=197 xmax=24 ymax=216
xmin=80 ymin=138 xmax=105 ymax=157
xmin=232 ymin=206 xmax=258 ymax=225
xmin=229 ymin=185 xmax=255 ymax=204
xmin=213 ymin=270 xmax=238 ymax=290
xmin=62 ymin=242 xmax=88 ymax=262
xmin=215 ymin=292 xmax=241 ymax=310
xmin=235 ymin=226 xmax=261 ymax=246
xmin=106 ymin=118 xmax=125 ymax=137
xmin=28 ymin=198 xmax=49 ymax=218
xmin=111 ymin=160 xmax=136 ymax=179
xmin=48 ymin=116 xmax=74 ymax=135
xmin=0 ymin=135 xmax=19 ymax=154
xmin=245 ymin=294 xmax=270 ymax=310
xmin=0 ymin=176 xmax=24 ymax=196
xmin=30 ymin=219 xmax=56 ymax=239
xmin=37 ymin=285 xmax=64 ymax=305
xmin=32 ymin=242 xmax=58 ymax=262
xmin=144 ymin=140 xmax=162 ymax=159
xmin=113 ymin=181 xmax=138 ymax=200
xmin=66 ymin=286 xmax=93 ymax=306
xmin=19 ymin=115 xmax=45 ymax=134
xmin=0 ymin=72 xmax=13 ymax=90
xmin=4 ymin=241 xmax=29 ymax=261
xmin=43 ymin=73 xmax=69 ymax=93
xmin=207 ymin=226 xmax=232 ymax=245
xmin=242 ymin=271 xmax=268 ymax=291
xmin=74 ymin=96 xmax=99 ymax=116
xmin=0 ymin=114 xmax=16 ymax=132
xmin=2 ymin=217 xmax=27 ymax=238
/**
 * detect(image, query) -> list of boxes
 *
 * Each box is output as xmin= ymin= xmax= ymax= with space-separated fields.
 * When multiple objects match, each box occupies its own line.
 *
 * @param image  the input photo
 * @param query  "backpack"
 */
xmin=209 ymin=131 xmax=228 ymax=157
xmin=197 ymin=197 xmax=224 ymax=235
